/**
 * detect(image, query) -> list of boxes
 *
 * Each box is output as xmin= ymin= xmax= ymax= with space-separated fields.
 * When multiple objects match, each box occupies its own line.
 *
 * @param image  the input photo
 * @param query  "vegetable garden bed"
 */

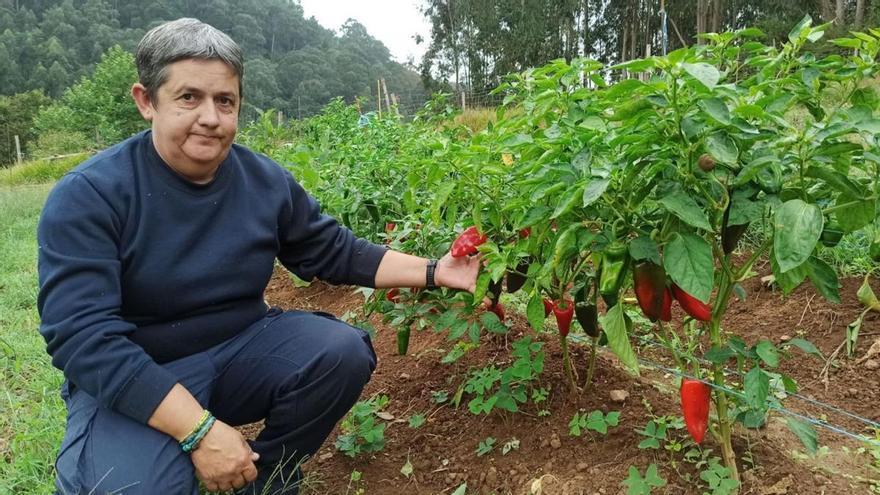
xmin=236 ymin=266 xmax=878 ymax=494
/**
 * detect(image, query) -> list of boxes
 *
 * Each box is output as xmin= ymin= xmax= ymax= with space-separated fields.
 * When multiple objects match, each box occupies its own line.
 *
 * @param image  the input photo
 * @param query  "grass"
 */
xmin=0 ymin=184 xmax=65 ymax=495
xmin=0 ymin=153 xmax=90 ymax=187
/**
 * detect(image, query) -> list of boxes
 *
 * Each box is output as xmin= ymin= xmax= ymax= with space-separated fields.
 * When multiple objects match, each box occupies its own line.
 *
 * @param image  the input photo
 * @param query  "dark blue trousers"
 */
xmin=54 ymin=308 xmax=377 ymax=495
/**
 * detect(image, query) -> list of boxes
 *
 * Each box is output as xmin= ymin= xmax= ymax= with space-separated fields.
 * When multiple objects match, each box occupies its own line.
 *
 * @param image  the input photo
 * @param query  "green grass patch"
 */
xmin=0 ymin=184 xmax=64 ymax=494
xmin=0 ymin=153 xmax=90 ymax=187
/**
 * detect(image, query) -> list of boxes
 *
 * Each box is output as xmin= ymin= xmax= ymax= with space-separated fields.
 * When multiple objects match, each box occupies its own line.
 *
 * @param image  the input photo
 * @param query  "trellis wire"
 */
xmin=567 ymin=333 xmax=880 ymax=448
xmin=632 ymin=334 xmax=880 ymax=430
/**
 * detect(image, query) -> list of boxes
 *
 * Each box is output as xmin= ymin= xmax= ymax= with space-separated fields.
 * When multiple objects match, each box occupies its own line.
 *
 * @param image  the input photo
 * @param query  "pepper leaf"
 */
xmin=857 ymin=275 xmax=880 ymax=310
xmin=628 ymin=235 xmax=662 ymax=265
xmin=583 ymin=178 xmax=610 ymax=207
xmin=786 ymin=417 xmax=818 ymax=455
xmin=755 ymin=341 xmax=780 ymax=368
xmin=744 ymin=366 xmax=769 ymax=410
xmin=806 ymin=256 xmax=840 ymax=304
xmin=705 ymin=131 xmax=739 ymax=164
xmin=659 ymin=190 xmax=712 ymax=231
xmin=774 ymin=199 xmax=823 ymax=273
xmin=664 ymin=233 xmax=714 ymax=303
xmin=599 ymin=304 xmax=640 ymax=376
xmin=683 ymin=62 xmax=720 ymax=90
xmin=527 ymin=292 xmax=545 ymax=332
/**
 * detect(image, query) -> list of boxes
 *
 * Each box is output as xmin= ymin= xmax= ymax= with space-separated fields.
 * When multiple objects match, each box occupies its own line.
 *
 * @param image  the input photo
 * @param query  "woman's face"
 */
xmin=133 ymin=58 xmax=240 ymax=183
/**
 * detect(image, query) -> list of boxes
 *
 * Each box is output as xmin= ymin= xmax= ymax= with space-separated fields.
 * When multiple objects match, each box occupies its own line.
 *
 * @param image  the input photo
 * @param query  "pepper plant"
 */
xmin=471 ymin=17 xmax=879 ymax=486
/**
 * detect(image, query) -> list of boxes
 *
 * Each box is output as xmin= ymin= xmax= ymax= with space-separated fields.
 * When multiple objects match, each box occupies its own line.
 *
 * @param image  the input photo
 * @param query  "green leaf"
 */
xmin=552 ymin=183 xmax=586 ymax=219
xmin=806 ymin=256 xmax=840 ymax=304
xmin=659 ymin=190 xmax=712 ymax=231
xmin=451 ymin=483 xmax=468 ymax=495
xmin=700 ymin=97 xmax=731 ymax=125
xmin=773 ymin=200 xmax=823 ymax=273
xmin=400 ymin=457 xmax=413 ymax=478
xmin=835 ymin=194 xmax=875 ymax=233
xmin=728 ymin=194 xmax=763 ymax=226
xmin=755 ymin=341 xmax=780 ymax=368
xmin=744 ymin=367 xmax=769 ymax=410
xmin=857 ymin=275 xmax=880 ymax=310
xmin=628 ymin=235 xmax=662 ymax=265
xmin=682 ymin=62 xmax=720 ymax=90
xmin=786 ymin=417 xmax=818 ymax=455
xmin=583 ymin=178 xmax=610 ymax=207
xmin=805 ymin=165 xmax=863 ymax=198
xmin=474 ymin=272 xmax=491 ymax=306
xmin=599 ymin=304 xmax=640 ymax=376
xmin=770 ymin=255 xmax=808 ymax=295
xmin=784 ymin=338 xmax=824 ymax=359
xmin=788 ymin=15 xmax=812 ymax=43
xmin=527 ymin=293 xmax=545 ymax=332
xmin=480 ymin=312 xmax=509 ymax=334
xmin=663 ymin=233 xmax=714 ymax=303
xmin=517 ymin=205 xmax=553 ymax=229
xmin=704 ymin=345 xmax=736 ymax=364
xmin=705 ymin=131 xmax=739 ymax=164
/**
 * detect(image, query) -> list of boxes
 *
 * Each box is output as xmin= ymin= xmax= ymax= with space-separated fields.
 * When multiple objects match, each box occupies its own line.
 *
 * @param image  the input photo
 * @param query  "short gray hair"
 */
xmin=136 ymin=18 xmax=244 ymax=104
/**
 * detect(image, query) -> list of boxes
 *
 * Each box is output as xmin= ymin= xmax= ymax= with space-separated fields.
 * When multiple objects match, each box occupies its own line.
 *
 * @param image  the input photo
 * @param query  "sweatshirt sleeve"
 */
xmin=37 ymin=173 xmax=178 ymax=424
xmin=277 ymin=172 xmax=387 ymax=287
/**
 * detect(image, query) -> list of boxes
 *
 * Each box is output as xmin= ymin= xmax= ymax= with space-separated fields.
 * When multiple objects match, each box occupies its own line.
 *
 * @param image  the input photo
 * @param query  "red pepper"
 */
xmin=385 ymin=222 xmax=396 ymax=233
xmin=386 ymin=288 xmax=400 ymax=303
xmin=542 ymin=298 xmax=553 ymax=317
xmin=633 ymin=261 xmax=667 ymax=322
xmin=671 ymin=284 xmax=712 ymax=322
xmin=680 ymin=379 xmax=711 ymax=444
xmin=451 ymin=226 xmax=487 ymax=257
xmin=488 ymin=302 xmax=505 ymax=321
xmin=518 ymin=227 xmax=531 ymax=238
xmin=660 ymin=287 xmax=672 ymax=322
xmin=552 ymin=299 xmax=574 ymax=337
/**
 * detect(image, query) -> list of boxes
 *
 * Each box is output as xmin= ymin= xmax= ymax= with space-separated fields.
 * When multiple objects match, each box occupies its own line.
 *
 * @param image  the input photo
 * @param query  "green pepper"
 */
xmin=820 ymin=221 xmax=844 ymax=248
xmin=721 ymin=202 xmax=749 ymax=255
xmin=397 ymin=327 xmax=410 ymax=355
xmin=599 ymin=241 xmax=629 ymax=308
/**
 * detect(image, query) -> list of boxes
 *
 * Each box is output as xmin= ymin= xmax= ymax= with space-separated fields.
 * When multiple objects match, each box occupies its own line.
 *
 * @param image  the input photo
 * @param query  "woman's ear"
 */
xmin=131 ymin=83 xmax=154 ymax=122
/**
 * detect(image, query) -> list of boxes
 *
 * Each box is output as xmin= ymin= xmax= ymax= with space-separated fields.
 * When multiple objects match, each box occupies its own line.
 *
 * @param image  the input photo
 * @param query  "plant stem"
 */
xmin=709 ymin=265 xmax=740 ymax=485
xmin=585 ymin=335 xmax=598 ymax=390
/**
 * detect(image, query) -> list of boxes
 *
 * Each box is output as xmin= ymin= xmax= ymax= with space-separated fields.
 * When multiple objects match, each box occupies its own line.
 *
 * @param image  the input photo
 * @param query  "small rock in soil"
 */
xmin=848 ymin=387 xmax=859 ymax=397
xmin=779 ymin=334 xmax=792 ymax=343
xmin=486 ymin=466 xmax=498 ymax=486
xmin=540 ymin=438 xmax=550 ymax=448
xmin=865 ymin=359 xmax=879 ymax=370
xmin=577 ymin=462 xmax=589 ymax=471
xmin=399 ymin=372 xmax=410 ymax=380
xmin=610 ymin=389 xmax=629 ymax=402
xmin=550 ymin=433 xmax=562 ymax=449
xmin=376 ymin=411 xmax=394 ymax=420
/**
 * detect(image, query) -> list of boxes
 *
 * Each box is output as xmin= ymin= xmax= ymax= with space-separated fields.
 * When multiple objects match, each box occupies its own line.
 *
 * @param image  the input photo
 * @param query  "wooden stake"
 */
xmin=377 ymin=80 xmax=382 ymax=117
xmin=381 ymin=78 xmax=391 ymax=113
xmin=14 ymin=135 xmax=22 ymax=165
xmin=460 ymin=91 xmax=466 ymax=112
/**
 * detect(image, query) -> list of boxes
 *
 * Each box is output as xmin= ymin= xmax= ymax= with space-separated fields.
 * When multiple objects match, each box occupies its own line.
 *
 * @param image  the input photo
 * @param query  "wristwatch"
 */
xmin=425 ymin=259 xmax=438 ymax=290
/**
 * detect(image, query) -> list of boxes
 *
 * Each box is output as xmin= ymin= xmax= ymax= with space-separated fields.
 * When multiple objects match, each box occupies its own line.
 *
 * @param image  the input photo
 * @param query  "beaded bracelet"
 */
xmin=180 ymin=411 xmax=216 ymax=453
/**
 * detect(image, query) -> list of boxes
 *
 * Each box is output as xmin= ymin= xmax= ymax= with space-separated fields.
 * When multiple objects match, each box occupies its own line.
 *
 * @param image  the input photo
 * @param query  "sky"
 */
xmin=298 ymin=0 xmax=431 ymax=65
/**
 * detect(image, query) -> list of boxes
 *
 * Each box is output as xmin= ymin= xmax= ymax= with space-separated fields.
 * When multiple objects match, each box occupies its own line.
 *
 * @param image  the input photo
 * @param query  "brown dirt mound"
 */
xmin=236 ymin=266 xmax=879 ymax=494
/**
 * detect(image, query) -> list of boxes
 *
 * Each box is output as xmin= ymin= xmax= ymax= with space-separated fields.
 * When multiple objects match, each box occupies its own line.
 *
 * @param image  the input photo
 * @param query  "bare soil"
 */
xmin=239 ymin=266 xmax=880 ymax=494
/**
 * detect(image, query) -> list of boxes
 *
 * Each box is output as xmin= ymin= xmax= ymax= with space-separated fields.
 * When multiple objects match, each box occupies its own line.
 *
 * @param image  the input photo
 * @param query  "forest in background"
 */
xmin=420 ymin=0 xmax=880 ymax=92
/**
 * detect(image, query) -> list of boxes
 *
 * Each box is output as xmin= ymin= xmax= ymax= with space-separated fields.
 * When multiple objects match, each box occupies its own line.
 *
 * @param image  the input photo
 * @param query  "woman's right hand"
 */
xmin=190 ymin=419 xmax=260 ymax=492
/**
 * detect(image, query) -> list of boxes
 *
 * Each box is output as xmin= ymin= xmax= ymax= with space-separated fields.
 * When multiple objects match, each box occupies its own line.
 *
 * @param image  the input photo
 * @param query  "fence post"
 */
xmin=381 ymin=78 xmax=391 ymax=113
xmin=377 ymin=79 xmax=382 ymax=117
xmin=14 ymin=134 xmax=22 ymax=165
xmin=461 ymin=91 xmax=467 ymax=112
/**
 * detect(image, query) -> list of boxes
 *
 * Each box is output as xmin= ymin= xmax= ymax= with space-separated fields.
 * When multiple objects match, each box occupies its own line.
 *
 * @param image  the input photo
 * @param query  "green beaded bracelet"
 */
xmin=180 ymin=412 xmax=216 ymax=453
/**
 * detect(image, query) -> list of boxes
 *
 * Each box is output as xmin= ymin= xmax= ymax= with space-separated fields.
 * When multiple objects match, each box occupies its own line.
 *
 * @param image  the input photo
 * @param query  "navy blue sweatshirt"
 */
xmin=37 ymin=131 xmax=387 ymax=424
